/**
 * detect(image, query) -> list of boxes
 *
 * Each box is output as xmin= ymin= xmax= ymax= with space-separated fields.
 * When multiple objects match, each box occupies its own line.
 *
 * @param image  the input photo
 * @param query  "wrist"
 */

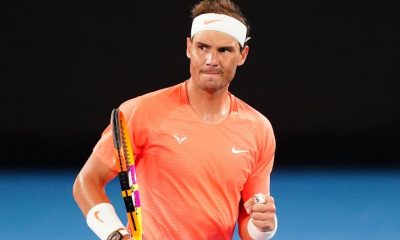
xmin=247 ymin=214 xmax=278 ymax=240
xmin=86 ymin=202 xmax=128 ymax=240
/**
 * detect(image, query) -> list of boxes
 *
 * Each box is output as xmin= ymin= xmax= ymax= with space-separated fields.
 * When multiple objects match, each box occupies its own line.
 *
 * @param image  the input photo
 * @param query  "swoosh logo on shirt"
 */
xmin=232 ymin=147 xmax=249 ymax=154
xmin=203 ymin=19 xmax=222 ymax=25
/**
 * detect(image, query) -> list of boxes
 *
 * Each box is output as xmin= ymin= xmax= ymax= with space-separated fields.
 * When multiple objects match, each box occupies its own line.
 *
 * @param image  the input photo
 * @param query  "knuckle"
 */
xmin=266 ymin=196 xmax=275 ymax=203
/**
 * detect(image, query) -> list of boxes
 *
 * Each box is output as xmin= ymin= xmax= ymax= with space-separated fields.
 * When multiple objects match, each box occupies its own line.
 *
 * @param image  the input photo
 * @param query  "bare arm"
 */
xmin=72 ymin=152 xmax=118 ymax=216
xmin=73 ymin=153 xmax=134 ymax=239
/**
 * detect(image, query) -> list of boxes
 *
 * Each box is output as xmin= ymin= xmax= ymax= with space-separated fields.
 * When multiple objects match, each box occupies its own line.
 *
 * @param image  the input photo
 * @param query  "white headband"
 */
xmin=191 ymin=13 xmax=248 ymax=47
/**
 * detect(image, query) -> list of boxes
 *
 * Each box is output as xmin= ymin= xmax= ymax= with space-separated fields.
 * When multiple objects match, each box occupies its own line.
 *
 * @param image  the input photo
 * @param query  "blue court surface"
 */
xmin=1 ymin=168 xmax=399 ymax=239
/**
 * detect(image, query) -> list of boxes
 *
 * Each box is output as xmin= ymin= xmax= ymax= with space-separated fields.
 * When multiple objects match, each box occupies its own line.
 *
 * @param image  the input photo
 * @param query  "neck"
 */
xmin=186 ymin=78 xmax=231 ymax=124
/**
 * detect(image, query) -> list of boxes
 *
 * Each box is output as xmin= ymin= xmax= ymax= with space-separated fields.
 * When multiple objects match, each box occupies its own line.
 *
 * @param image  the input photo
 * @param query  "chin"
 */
xmin=203 ymin=80 xmax=230 ymax=93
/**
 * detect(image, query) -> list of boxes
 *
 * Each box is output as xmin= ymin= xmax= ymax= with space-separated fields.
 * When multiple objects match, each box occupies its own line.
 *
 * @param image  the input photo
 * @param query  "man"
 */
xmin=73 ymin=0 xmax=277 ymax=239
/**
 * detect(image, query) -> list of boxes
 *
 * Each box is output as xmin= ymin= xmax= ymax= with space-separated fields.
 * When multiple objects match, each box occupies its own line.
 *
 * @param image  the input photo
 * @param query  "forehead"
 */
xmin=192 ymin=30 xmax=240 ymax=48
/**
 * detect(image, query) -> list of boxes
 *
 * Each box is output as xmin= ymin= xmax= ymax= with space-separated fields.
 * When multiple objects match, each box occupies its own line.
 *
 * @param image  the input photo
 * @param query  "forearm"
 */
xmin=73 ymin=173 xmax=111 ymax=216
xmin=73 ymin=153 xmax=118 ymax=216
xmin=73 ymin=154 xmax=131 ymax=240
xmin=239 ymin=201 xmax=257 ymax=240
xmin=238 ymin=213 xmax=253 ymax=240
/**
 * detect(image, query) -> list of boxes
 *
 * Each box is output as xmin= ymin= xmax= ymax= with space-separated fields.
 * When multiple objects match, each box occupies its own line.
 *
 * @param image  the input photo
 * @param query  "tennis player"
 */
xmin=73 ymin=0 xmax=277 ymax=239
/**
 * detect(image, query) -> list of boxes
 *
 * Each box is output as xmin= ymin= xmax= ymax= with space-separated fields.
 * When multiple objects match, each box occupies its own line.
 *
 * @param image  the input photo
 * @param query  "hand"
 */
xmin=244 ymin=194 xmax=276 ymax=232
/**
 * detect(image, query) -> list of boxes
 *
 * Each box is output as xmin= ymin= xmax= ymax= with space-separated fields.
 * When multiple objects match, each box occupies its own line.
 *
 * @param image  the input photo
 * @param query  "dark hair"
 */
xmin=191 ymin=0 xmax=250 ymax=45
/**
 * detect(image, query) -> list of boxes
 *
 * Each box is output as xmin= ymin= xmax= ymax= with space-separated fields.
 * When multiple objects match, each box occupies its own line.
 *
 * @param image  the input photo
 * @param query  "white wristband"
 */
xmin=86 ymin=202 xmax=127 ymax=240
xmin=247 ymin=214 xmax=278 ymax=240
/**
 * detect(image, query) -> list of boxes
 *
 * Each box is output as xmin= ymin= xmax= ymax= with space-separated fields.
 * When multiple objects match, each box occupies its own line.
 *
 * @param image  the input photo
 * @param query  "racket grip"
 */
xmin=127 ymin=207 xmax=143 ymax=240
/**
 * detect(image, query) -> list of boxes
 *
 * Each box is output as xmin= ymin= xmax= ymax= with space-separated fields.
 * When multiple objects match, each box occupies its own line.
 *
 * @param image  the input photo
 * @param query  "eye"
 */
xmin=219 ymin=47 xmax=233 ymax=53
xmin=198 ymin=45 xmax=207 ymax=51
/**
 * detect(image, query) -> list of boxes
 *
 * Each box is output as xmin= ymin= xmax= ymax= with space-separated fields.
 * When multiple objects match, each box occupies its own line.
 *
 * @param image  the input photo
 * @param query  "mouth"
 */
xmin=201 ymin=69 xmax=222 ymax=75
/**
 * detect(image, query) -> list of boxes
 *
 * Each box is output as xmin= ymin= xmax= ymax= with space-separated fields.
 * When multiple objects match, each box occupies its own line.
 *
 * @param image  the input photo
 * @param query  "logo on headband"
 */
xmin=203 ymin=19 xmax=222 ymax=25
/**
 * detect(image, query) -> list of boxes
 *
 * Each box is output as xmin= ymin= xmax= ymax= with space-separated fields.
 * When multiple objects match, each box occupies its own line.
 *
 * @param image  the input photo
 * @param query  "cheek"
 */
xmin=225 ymin=68 xmax=237 ymax=79
xmin=223 ymin=59 xmax=239 ymax=73
xmin=189 ymin=60 xmax=200 ymax=76
xmin=190 ymin=56 xmax=203 ymax=70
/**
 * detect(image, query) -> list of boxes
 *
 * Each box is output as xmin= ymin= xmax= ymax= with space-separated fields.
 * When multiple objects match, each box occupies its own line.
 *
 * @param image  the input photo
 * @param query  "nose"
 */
xmin=205 ymin=50 xmax=218 ymax=66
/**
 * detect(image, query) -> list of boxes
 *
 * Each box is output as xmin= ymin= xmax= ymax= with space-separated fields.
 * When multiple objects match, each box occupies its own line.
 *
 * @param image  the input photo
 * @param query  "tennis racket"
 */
xmin=111 ymin=108 xmax=143 ymax=240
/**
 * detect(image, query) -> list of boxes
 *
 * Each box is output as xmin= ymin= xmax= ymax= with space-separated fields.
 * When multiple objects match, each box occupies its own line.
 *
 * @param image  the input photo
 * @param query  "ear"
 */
xmin=186 ymin=37 xmax=192 ymax=59
xmin=237 ymin=45 xmax=249 ymax=66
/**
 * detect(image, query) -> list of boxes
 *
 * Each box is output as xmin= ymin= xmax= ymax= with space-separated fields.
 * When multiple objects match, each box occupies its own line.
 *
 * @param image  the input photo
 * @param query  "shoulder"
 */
xmin=119 ymin=83 xmax=182 ymax=119
xmin=234 ymin=95 xmax=274 ymax=131
xmin=233 ymin=95 xmax=276 ymax=164
xmin=232 ymin=95 xmax=276 ymax=150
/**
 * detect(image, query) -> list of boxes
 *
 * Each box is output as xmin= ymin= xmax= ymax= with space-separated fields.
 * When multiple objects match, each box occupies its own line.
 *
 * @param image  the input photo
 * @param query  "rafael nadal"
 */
xmin=73 ymin=0 xmax=278 ymax=239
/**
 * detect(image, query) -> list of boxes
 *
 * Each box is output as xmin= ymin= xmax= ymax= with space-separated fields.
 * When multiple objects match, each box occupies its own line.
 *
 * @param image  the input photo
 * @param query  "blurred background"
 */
xmin=1 ymin=0 xmax=399 ymax=239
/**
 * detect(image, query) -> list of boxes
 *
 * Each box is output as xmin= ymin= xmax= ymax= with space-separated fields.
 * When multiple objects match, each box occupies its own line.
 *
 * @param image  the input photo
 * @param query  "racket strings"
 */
xmin=120 ymin=119 xmax=133 ymax=167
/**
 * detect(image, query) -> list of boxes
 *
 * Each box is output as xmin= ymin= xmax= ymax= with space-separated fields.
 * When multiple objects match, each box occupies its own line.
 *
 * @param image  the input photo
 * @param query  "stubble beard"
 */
xmin=200 ymin=75 xmax=231 ymax=94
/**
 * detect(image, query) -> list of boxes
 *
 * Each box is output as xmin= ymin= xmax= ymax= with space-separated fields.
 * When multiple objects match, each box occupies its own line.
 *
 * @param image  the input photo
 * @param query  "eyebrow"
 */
xmin=195 ymin=41 xmax=210 ymax=47
xmin=195 ymin=41 xmax=236 ymax=51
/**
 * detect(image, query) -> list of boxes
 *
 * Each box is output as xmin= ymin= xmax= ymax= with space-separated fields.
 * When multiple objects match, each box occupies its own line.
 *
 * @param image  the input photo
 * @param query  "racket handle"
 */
xmin=127 ymin=208 xmax=143 ymax=240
